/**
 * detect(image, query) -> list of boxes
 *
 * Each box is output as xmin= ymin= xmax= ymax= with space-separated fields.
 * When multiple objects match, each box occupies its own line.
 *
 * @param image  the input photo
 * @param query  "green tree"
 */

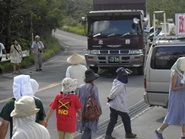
xmin=0 ymin=0 xmax=62 ymax=51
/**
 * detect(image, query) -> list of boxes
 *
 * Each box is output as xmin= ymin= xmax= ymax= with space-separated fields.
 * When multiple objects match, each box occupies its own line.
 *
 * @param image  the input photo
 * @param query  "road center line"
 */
xmin=0 ymin=82 xmax=60 ymax=104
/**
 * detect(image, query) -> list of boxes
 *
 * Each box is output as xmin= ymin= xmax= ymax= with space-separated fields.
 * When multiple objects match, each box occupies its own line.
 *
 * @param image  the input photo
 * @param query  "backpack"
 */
xmin=84 ymin=85 xmax=102 ymax=121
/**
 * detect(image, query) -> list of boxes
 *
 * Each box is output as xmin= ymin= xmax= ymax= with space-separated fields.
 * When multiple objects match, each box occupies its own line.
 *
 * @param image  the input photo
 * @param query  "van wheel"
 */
xmin=89 ymin=66 xmax=98 ymax=73
xmin=137 ymin=66 xmax=144 ymax=75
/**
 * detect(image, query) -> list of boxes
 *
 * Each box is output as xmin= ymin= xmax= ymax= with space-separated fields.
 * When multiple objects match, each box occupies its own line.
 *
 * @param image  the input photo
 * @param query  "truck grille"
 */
xmin=100 ymin=50 xmax=129 ymax=55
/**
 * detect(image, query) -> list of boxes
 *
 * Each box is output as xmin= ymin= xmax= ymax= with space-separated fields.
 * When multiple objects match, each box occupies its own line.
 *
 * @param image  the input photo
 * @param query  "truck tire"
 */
xmin=137 ymin=66 xmax=144 ymax=75
xmin=89 ymin=66 xmax=98 ymax=73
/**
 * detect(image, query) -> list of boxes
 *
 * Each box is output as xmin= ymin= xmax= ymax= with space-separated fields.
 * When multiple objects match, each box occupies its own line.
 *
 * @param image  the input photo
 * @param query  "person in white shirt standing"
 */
xmin=65 ymin=53 xmax=87 ymax=90
xmin=31 ymin=35 xmax=44 ymax=71
xmin=105 ymin=67 xmax=137 ymax=139
xmin=0 ymin=42 xmax=8 ymax=74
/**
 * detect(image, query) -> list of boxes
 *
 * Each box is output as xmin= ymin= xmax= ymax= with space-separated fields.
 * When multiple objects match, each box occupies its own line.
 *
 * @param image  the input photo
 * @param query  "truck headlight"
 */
xmin=90 ymin=50 xmax=100 ymax=54
xmin=129 ymin=49 xmax=143 ymax=55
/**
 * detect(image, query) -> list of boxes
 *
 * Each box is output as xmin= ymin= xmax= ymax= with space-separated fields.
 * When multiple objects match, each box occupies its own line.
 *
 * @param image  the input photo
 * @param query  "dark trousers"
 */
xmin=81 ymin=127 xmax=92 ymax=139
xmin=106 ymin=107 xmax=132 ymax=136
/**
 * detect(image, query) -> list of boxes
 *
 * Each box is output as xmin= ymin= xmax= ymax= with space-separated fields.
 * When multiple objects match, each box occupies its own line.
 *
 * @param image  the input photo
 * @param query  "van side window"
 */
xmin=151 ymin=46 xmax=185 ymax=69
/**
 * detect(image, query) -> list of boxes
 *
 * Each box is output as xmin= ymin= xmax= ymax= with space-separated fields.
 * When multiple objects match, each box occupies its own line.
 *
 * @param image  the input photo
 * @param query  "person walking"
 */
xmin=155 ymin=57 xmax=185 ymax=139
xmin=10 ymin=39 xmax=22 ymax=74
xmin=65 ymin=53 xmax=87 ymax=89
xmin=31 ymin=35 xmax=44 ymax=71
xmin=105 ymin=67 xmax=137 ymax=139
xmin=0 ymin=42 xmax=8 ymax=74
xmin=76 ymin=69 xmax=102 ymax=139
xmin=0 ymin=75 xmax=46 ymax=139
xmin=11 ymin=96 xmax=50 ymax=139
xmin=45 ymin=77 xmax=82 ymax=139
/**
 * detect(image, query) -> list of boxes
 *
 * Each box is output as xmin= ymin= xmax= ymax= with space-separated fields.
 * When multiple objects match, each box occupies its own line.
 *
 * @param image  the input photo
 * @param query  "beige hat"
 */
xmin=35 ymin=35 xmax=40 ymax=39
xmin=61 ymin=77 xmax=78 ymax=93
xmin=11 ymin=96 xmax=39 ymax=118
xmin=67 ymin=53 xmax=85 ymax=64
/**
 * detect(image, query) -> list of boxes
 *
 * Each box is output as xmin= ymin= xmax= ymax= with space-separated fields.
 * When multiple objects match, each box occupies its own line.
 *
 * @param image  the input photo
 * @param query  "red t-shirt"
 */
xmin=50 ymin=93 xmax=82 ymax=132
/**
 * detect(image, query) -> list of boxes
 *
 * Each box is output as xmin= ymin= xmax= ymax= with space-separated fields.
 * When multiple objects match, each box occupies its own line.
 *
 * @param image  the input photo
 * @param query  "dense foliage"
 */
xmin=0 ymin=0 xmax=63 ymax=51
xmin=0 ymin=0 xmax=184 ymax=52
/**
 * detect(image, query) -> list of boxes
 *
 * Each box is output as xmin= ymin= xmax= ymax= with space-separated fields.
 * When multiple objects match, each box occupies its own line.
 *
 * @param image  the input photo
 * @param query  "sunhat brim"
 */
xmin=67 ymin=53 xmax=85 ymax=64
xmin=11 ymin=109 xmax=39 ymax=118
xmin=125 ymin=68 xmax=132 ymax=75
xmin=84 ymin=74 xmax=99 ymax=82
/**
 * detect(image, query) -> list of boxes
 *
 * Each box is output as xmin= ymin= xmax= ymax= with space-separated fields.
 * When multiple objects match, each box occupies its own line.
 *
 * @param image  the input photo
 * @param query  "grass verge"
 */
xmin=1 ymin=36 xmax=61 ymax=73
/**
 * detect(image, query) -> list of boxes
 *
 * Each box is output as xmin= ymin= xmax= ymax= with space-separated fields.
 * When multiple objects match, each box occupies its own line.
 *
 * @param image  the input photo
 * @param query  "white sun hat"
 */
xmin=61 ymin=77 xmax=78 ymax=93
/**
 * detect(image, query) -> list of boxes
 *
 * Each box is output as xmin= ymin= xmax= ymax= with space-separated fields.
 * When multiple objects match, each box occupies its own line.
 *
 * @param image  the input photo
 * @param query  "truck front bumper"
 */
xmin=85 ymin=54 xmax=144 ymax=68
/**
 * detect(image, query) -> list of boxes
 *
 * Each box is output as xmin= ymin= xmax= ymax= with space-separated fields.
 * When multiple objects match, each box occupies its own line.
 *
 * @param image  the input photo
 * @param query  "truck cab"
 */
xmin=85 ymin=10 xmax=147 ymax=74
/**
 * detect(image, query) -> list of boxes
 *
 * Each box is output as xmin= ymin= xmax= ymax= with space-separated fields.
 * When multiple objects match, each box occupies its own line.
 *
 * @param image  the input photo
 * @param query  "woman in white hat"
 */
xmin=11 ymin=96 xmax=50 ymax=139
xmin=65 ymin=53 xmax=87 ymax=89
xmin=45 ymin=77 xmax=82 ymax=139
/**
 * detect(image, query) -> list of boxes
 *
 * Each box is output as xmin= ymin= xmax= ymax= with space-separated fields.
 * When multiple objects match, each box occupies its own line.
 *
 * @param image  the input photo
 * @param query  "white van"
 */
xmin=144 ymin=36 xmax=185 ymax=108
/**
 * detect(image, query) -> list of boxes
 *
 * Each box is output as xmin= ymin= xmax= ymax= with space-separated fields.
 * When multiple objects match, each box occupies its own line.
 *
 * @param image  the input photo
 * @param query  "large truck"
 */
xmin=83 ymin=0 xmax=148 ymax=74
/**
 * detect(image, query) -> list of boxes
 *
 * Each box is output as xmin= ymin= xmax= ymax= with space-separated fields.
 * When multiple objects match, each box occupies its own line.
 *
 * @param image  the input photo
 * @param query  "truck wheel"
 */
xmin=89 ymin=66 xmax=98 ymax=73
xmin=137 ymin=66 xmax=144 ymax=75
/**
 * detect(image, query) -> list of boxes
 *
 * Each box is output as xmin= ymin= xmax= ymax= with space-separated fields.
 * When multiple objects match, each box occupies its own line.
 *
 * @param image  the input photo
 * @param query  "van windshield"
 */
xmin=151 ymin=46 xmax=185 ymax=69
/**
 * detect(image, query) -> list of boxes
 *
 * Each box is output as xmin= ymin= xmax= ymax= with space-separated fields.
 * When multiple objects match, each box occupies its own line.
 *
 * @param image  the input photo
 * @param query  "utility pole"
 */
xmin=30 ymin=11 xmax=34 ymax=42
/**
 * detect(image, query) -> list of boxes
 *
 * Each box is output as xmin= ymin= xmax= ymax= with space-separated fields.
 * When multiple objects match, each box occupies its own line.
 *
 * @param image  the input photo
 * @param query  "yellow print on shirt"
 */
xmin=58 ymin=100 xmax=69 ymax=115
xmin=58 ymin=109 xmax=68 ymax=115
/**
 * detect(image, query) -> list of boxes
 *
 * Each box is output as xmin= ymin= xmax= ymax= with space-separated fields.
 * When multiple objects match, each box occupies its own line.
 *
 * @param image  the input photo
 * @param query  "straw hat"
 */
xmin=84 ymin=69 xmax=99 ymax=82
xmin=61 ymin=77 xmax=78 ymax=93
xmin=67 ymin=53 xmax=85 ymax=64
xmin=11 ymin=96 xmax=39 ymax=118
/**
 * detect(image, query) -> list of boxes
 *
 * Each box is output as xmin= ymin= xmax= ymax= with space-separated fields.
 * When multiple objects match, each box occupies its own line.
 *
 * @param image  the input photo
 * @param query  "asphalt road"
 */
xmin=0 ymin=29 xmax=146 ymax=139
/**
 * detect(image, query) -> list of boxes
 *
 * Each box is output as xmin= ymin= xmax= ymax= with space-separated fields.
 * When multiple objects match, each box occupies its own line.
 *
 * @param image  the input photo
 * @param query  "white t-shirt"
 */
xmin=65 ymin=64 xmax=87 ymax=88
xmin=0 ymin=43 xmax=5 ymax=57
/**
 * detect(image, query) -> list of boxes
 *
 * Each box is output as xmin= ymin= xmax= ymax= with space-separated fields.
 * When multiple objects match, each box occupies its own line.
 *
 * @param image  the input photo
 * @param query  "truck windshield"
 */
xmin=89 ymin=20 xmax=141 ymax=36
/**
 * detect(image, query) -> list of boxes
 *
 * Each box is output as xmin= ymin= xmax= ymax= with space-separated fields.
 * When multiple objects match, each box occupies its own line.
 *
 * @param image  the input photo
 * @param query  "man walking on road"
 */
xmin=31 ymin=35 xmax=44 ymax=71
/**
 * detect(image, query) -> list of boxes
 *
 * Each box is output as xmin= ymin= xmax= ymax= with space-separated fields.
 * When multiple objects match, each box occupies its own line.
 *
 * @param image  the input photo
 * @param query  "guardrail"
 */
xmin=1 ymin=50 xmax=30 ymax=62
